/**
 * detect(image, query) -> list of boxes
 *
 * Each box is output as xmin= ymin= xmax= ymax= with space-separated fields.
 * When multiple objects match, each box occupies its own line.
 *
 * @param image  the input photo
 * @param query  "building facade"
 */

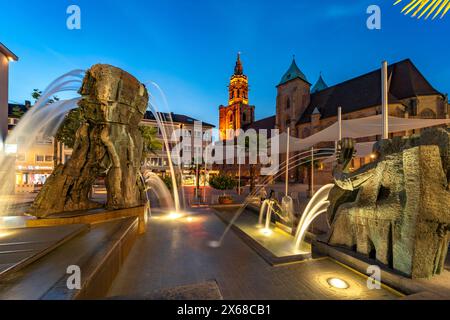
xmin=140 ymin=111 xmax=215 ymax=186
xmin=0 ymin=43 xmax=18 ymax=142
xmin=8 ymin=103 xmax=215 ymax=192
xmin=8 ymin=102 xmax=73 ymax=192
xmin=219 ymin=53 xmax=255 ymax=140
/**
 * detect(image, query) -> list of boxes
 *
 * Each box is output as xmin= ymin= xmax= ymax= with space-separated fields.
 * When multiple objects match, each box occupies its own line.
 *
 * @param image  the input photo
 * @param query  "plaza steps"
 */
xmin=0 ymin=216 xmax=139 ymax=300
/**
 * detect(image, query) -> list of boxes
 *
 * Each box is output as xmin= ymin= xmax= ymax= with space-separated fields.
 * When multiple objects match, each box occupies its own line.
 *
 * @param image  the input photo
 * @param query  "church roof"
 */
xmin=297 ymin=59 xmax=442 ymax=125
xmin=243 ymin=115 xmax=276 ymax=131
xmin=144 ymin=111 xmax=215 ymax=128
xmin=278 ymin=58 xmax=309 ymax=86
xmin=311 ymin=74 xmax=328 ymax=93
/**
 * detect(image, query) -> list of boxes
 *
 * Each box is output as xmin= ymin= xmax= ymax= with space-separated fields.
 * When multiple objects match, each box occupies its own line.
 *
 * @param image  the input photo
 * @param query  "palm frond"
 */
xmin=394 ymin=0 xmax=450 ymax=19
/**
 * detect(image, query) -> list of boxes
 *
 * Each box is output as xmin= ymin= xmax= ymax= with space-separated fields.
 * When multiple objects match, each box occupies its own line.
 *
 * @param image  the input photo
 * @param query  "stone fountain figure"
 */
xmin=327 ymin=128 xmax=450 ymax=278
xmin=29 ymin=64 xmax=148 ymax=217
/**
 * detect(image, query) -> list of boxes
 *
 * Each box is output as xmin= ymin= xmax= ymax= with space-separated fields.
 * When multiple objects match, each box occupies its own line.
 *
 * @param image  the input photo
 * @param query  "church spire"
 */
xmin=234 ymin=52 xmax=243 ymax=75
xmin=278 ymin=55 xmax=308 ymax=86
xmin=311 ymin=73 xmax=328 ymax=93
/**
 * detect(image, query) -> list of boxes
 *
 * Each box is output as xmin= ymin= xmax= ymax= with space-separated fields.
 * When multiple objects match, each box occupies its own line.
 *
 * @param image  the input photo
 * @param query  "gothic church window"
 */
xmin=420 ymin=108 xmax=436 ymax=119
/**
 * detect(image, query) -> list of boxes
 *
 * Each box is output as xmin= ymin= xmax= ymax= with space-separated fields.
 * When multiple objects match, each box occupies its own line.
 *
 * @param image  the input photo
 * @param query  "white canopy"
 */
xmin=270 ymin=115 xmax=450 ymax=154
xmin=322 ymin=142 xmax=376 ymax=164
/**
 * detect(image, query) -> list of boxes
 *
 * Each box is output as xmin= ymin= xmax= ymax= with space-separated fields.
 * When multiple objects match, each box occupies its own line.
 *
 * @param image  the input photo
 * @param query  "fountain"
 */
xmin=26 ymin=64 xmax=150 ymax=217
xmin=210 ymin=149 xmax=334 ymax=249
xmin=141 ymin=170 xmax=175 ymax=212
xmin=293 ymin=183 xmax=334 ymax=251
xmin=258 ymin=197 xmax=294 ymax=232
xmin=146 ymin=83 xmax=183 ymax=213
xmin=0 ymin=64 xmax=184 ymax=226
xmin=145 ymin=108 xmax=182 ymax=214
xmin=0 ymin=70 xmax=84 ymax=217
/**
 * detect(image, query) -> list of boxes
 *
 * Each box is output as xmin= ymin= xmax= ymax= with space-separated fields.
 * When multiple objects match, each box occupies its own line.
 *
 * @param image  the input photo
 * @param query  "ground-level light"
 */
xmin=327 ymin=277 xmax=349 ymax=289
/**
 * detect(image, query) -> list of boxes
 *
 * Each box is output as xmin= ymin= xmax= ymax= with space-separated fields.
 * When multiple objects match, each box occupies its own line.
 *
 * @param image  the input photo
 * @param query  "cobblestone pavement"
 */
xmin=108 ymin=208 xmax=400 ymax=300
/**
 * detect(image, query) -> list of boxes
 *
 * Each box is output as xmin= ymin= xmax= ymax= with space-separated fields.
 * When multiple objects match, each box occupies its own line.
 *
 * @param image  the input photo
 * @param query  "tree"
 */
xmin=55 ymin=109 xmax=82 ymax=149
xmin=31 ymin=89 xmax=42 ymax=102
xmin=32 ymin=89 xmax=59 ymax=104
xmin=139 ymin=125 xmax=162 ymax=160
xmin=209 ymin=173 xmax=237 ymax=204
xmin=161 ymin=175 xmax=173 ymax=191
xmin=209 ymin=174 xmax=236 ymax=195
xmin=11 ymin=106 xmax=25 ymax=118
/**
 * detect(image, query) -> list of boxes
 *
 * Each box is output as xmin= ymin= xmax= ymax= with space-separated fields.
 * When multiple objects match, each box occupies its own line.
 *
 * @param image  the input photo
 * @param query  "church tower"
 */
xmin=275 ymin=57 xmax=311 ymax=136
xmin=219 ymin=53 xmax=255 ymax=140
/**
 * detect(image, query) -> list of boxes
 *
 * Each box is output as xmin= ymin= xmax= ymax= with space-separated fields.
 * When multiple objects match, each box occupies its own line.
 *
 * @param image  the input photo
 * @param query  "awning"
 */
xmin=269 ymin=115 xmax=450 ymax=153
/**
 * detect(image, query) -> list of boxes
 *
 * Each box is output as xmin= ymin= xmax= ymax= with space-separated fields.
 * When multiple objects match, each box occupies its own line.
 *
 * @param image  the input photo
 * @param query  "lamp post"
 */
xmin=237 ymin=145 xmax=243 ymax=195
xmin=311 ymin=146 xmax=315 ymax=197
xmin=238 ymin=161 xmax=241 ymax=195
xmin=335 ymin=106 xmax=342 ymax=153
xmin=381 ymin=61 xmax=389 ymax=140
xmin=203 ymin=146 xmax=208 ymax=203
xmin=338 ymin=106 xmax=342 ymax=141
xmin=285 ymin=127 xmax=290 ymax=197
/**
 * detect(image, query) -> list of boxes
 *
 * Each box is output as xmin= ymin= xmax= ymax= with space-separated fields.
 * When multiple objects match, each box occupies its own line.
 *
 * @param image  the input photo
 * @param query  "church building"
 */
xmin=276 ymin=57 xmax=449 ymax=184
xmin=217 ymin=55 xmax=449 ymax=186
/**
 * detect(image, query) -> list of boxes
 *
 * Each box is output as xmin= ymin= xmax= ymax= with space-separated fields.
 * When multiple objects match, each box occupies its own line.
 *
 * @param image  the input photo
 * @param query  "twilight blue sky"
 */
xmin=1 ymin=0 xmax=450 ymax=127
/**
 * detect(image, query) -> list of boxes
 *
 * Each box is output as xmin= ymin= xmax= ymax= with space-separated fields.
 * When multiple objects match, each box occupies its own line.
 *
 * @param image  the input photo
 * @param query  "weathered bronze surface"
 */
xmin=328 ymin=128 xmax=450 ymax=278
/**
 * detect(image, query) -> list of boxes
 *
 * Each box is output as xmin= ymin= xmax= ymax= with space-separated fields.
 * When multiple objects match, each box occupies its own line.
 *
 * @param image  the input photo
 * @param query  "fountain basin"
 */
xmin=212 ymin=205 xmax=312 ymax=266
xmin=0 ymin=224 xmax=88 ymax=280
